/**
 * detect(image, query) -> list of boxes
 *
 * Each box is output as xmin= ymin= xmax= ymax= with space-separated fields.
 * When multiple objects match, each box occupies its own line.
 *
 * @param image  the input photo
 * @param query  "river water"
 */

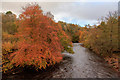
xmin=2 ymin=43 xmax=119 ymax=79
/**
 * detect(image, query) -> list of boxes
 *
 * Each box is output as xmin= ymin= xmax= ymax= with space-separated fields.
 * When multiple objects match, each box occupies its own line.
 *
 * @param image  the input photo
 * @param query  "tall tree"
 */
xmin=9 ymin=4 xmax=63 ymax=70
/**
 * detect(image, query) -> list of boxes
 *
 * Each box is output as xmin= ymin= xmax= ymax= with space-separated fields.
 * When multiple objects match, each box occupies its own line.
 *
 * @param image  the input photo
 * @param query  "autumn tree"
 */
xmin=79 ymin=11 xmax=118 ymax=56
xmin=58 ymin=21 xmax=81 ymax=43
xmin=2 ymin=11 xmax=17 ymax=35
xmin=8 ymin=4 xmax=63 ymax=70
xmin=1 ymin=4 xmax=74 ymax=73
xmin=2 ymin=11 xmax=18 ymax=73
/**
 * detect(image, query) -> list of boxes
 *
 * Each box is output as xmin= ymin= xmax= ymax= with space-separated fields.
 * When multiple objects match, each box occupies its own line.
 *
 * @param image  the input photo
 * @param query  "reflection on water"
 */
xmin=2 ymin=43 xmax=119 ymax=79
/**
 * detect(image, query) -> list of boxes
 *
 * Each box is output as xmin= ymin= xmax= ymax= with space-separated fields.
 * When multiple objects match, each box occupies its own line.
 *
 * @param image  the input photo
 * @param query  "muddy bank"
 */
xmin=2 ymin=55 xmax=73 ymax=79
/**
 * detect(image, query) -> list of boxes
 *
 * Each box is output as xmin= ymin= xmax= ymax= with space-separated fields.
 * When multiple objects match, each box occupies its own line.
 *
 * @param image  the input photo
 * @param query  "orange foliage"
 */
xmin=104 ymin=54 xmax=119 ymax=72
xmin=9 ymin=4 xmax=64 ymax=69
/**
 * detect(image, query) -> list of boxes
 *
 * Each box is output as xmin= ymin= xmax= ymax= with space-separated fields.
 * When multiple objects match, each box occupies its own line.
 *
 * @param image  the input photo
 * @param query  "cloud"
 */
xmin=40 ymin=2 xmax=117 ymax=26
xmin=1 ymin=2 xmax=118 ymax=26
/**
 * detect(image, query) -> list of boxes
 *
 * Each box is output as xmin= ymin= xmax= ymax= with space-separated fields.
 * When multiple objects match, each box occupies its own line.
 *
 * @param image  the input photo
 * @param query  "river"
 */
xmin=2 ymin=43 xmax=119 ymax=79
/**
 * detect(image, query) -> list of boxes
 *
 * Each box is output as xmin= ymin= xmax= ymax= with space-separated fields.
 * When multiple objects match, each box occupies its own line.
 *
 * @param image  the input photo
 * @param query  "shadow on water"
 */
xmin=2 ymin=55 xmax=73 ymax=80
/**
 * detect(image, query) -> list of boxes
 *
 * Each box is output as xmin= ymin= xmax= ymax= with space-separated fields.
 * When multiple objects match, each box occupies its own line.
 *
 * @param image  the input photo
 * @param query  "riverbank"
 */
xmin=2 ymin=43 xmax=118 ymax=79
xmin=81 ymin=43 xmax=119 ymax=73
xmin=2 ymin=55 xmax=72 ymax=79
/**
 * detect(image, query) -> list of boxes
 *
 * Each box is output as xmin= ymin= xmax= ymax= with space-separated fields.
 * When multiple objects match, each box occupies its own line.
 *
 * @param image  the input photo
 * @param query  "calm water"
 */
xmin=2 ymin=43 xmax=119 ymax=79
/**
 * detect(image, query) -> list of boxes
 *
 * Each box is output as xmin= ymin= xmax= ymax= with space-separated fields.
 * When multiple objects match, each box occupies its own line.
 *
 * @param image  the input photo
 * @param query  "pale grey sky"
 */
xmin=1 ymin=1 xmax=118 ymax=26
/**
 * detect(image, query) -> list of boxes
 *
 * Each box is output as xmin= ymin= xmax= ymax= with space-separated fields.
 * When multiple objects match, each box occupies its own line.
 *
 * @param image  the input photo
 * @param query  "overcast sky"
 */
xmin=1 ymin=0 xmax=119 ymax=26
